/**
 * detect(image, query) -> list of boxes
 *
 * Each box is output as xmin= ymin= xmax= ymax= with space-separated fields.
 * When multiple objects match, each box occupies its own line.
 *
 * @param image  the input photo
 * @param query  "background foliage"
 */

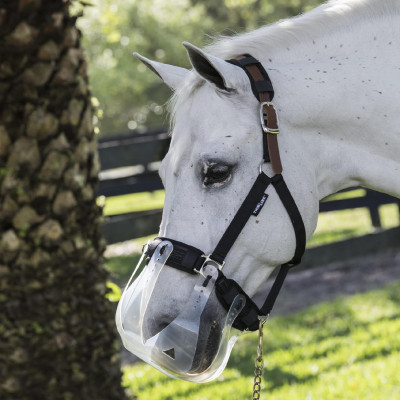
xmin=79 ymin=0 xmax=323 ymax=136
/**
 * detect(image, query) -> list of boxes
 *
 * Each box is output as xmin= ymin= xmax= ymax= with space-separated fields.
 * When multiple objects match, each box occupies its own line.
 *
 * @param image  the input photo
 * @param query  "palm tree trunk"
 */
xmin=0 ymin=1 xmax=127 ymax=399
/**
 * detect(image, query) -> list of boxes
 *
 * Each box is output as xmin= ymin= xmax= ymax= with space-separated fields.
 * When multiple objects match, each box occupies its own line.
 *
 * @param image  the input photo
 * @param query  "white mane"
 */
xmin=206 ymin=0 xmax=400 ymax=60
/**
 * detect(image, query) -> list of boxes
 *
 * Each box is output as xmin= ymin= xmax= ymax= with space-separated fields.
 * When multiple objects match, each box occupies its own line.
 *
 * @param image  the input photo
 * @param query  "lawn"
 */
xmin=102 ymin=190 xmax=165 ymax=216
xmin=307 ymin=203 xmax=399 ymax=247
xmin=122 ymin=282 xmax=400 ymax=400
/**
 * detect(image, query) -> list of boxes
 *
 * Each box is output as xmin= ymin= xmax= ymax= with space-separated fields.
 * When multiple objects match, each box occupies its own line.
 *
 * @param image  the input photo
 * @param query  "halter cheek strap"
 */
xmin=146 ymin=55 xmax=306 ymax=331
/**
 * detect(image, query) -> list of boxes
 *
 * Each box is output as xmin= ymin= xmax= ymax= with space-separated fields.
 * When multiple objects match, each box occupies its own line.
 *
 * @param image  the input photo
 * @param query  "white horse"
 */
xmin=122 ymin=0 xmax=400 ymax=381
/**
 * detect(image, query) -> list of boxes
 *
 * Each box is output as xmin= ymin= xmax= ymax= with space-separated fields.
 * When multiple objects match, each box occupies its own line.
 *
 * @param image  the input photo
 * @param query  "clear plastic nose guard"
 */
xmin=116 ymin=240 xmax=246 ymax=382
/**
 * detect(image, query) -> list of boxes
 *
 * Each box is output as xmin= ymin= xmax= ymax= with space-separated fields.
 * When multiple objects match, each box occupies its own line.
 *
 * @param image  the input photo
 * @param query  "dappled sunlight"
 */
xmin=345 ymin=287 xmax=400 ymax=324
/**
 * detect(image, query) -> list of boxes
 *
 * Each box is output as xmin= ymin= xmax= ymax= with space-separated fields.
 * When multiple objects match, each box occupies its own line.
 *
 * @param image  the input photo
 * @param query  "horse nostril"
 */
xmin=157 ymin=321 xmax=169 ymax=332
xmin=143 ymin=314 xmax=175 ymax=340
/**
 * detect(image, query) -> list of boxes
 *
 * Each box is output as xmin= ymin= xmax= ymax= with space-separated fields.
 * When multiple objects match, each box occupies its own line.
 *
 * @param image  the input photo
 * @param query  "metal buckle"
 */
xmin=194 ymin=254 xmax=225 ymax=276
xmin=259 ymin=102 xmax=279 ymax=135
xmin=244 ymin=314 xmax=270 ymax=332
xmin=259 ymin=314 xmax=270 ymax=325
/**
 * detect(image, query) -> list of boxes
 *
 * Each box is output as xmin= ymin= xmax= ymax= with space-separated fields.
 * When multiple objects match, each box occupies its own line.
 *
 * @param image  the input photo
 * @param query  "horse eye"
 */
xmin=203 ymin=164 xmax=232 ymax=187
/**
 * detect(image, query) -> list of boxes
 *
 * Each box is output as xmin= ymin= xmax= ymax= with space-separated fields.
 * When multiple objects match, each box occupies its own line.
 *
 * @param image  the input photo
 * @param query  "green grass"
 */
xmin=122 ymin=281 xmax=400 ymax=400
xmin=307 ymin=203 xmax=399 ymax=247
xmin=322 ymin=188 xmax=366 ymax=202
xmin=103 ymin=190 xmax=165 ymax=216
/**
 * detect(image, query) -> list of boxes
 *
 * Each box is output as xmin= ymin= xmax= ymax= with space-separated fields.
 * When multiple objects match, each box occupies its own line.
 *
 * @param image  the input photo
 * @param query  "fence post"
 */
xmin=398 ymin=200 xmax=400 ymax=225
xmin=369 ymin=206 xmax=382 ymax=229
xmin=366 ymin=190 xmax=382 ymax=228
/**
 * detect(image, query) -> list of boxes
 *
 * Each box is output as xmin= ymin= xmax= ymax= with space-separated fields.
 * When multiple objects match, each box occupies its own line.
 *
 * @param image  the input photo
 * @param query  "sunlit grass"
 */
xmin=308 ymin=204 xmax=399 ymax=247
xmin=322 ymin=188 xmax=366 ymax=202
xmin=380 ymin=204 xmax=400 ymax=228
xmin=122 ymin=282 xmax=400 ymax=400
xmin=103 ymin=190 xmax=165 ymax=215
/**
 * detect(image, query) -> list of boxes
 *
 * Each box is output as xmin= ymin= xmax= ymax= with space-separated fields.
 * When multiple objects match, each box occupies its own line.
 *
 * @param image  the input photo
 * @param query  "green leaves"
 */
xmin=106 ymin=281 xmax=122 ymax=302
xmin=79 ymin=0 xmax=325 ymax=136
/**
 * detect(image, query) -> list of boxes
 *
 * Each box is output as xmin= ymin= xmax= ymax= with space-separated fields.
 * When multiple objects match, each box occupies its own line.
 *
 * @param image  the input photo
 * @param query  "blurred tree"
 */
xmin=0 ymin=1 xmax=127 ymax=399
xmin=79 ymin=0 xmax=323 ymax=136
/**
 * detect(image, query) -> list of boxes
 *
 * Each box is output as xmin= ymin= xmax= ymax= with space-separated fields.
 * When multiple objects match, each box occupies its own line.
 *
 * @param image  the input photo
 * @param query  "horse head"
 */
xmin=116 ymin=43 xmax=320 ymax=382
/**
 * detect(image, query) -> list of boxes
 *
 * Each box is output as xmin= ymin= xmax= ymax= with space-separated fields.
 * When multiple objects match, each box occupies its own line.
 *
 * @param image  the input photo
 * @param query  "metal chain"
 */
xmin=252 ymin=319 xmax=264 ymax=400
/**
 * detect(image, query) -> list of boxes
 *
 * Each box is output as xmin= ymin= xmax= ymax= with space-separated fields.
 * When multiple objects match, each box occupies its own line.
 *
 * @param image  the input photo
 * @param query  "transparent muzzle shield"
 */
xmin=116 ymin=240 xmax=246 ymax=382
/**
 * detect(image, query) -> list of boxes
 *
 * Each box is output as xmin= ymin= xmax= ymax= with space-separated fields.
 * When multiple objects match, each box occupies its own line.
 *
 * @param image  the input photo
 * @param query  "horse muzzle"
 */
xmin=116 ymin=240 xmax=246 ymax=382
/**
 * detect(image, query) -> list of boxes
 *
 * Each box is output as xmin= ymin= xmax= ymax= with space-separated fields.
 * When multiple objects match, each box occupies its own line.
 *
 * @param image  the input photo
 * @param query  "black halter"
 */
xmin=146 ymin=55 xmax=306 ymax=331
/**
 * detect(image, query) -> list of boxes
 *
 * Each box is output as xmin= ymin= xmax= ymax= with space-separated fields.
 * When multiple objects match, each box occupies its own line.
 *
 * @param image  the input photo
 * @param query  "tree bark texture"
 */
xmin=0 ymin=1 xmax=127 ymax=399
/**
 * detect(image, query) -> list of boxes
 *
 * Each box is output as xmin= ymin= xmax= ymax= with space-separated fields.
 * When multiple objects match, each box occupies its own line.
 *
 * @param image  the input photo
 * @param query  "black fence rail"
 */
xmin=98 ymin=130 xmax=400 ymax=244
xmin=98 ymin=129 xmax=169 ymax=197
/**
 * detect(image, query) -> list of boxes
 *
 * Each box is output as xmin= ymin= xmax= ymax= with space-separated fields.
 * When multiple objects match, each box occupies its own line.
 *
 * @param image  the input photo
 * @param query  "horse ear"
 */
xmin=183 ymin=42 xmax=247 ymax=91
xmin=134 ymin=52 xmax=189 ymax=91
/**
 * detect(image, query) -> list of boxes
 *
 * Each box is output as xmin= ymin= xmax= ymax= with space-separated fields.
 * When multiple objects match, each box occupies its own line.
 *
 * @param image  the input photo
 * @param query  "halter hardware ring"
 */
xmin=194 ymin=255 xmax=225 ymax=276
xmin=259 ymin=101 xmax=280 ymax=134
xmin=259 ymin=314 xmax=270 ymax=325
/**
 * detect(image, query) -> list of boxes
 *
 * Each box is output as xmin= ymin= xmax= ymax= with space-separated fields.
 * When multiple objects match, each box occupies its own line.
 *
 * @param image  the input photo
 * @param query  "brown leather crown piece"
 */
xmin=234 ymin=56 xmax=283 ymax=175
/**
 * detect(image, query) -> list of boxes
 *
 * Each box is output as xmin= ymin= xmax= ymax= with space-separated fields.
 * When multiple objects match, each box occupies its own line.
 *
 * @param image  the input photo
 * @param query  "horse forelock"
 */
xmin=167 ymin=73 xmax=205 ymax=134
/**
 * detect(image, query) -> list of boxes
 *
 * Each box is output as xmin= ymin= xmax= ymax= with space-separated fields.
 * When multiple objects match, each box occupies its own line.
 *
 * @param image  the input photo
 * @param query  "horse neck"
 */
xmin=262 ymin=16 xmax=400 ymax=199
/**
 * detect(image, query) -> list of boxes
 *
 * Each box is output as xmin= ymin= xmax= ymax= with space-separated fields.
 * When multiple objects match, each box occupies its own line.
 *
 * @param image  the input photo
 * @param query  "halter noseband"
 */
xmin=146 ymin=55 xmax=306 ymax=331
